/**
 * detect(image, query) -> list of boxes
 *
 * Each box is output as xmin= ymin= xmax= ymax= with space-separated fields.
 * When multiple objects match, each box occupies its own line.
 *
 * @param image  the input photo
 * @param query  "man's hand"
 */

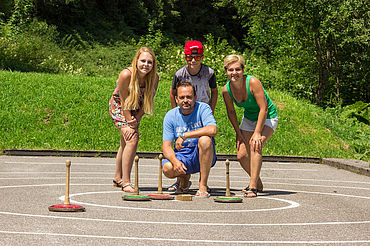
xmin=175 ymin=136 xmax=185 ymax=151
xmin=173 ymin=160 xmax=187 ymax=175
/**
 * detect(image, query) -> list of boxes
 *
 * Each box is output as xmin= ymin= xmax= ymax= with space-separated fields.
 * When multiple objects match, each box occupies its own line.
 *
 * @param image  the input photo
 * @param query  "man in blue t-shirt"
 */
xmin=162 ymin=81 xmax=217 ymax=197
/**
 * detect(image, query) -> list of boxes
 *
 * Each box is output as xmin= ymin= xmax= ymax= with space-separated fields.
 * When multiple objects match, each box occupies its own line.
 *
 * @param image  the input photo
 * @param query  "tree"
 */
xmin=224 ymin=0 xmax=369 ymax=106
xmin=0 ymin=0 xmax=13 ymax=22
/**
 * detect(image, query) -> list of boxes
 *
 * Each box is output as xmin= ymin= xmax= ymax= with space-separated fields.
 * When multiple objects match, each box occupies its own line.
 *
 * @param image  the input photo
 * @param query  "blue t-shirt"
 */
xmin=163 ymin=102 xmax=216 ymax=154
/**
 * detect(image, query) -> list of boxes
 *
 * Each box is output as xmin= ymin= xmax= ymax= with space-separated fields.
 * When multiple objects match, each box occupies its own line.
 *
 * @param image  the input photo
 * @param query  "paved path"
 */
xmin=0 ymin=155 xmax=369 ymax=245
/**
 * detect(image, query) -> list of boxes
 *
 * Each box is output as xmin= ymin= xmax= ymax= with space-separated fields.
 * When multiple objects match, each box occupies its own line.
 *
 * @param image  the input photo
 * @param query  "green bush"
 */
xmin=0 ymin=18 xmax=295 ymax=91
xmin=0 ymin=18 xmax=141 ymax=77
xmin=0 ymin=20 xmax=73 ymax=73
xmin=324 ymin=106 xmax=370 ymax=160
xmin=66 ymin=42 xmax=139 ymax=77
xmin=341 ymin=101 xmax=369 ymax=125
xmin=202 ymin=33 xmax=236 ymax=86
xmin=137 ymin=22 xmax=198 ymax=76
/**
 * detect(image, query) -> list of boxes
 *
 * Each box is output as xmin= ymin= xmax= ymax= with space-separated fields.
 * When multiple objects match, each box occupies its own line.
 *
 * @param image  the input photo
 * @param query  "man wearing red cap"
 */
xmin=168 ymin=40 xmax=218 ymax=192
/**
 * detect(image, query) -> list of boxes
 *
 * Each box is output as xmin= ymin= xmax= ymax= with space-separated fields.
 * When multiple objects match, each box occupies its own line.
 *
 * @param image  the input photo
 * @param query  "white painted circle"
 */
xmin=63 ymin=190 xmax=300 ymax=213
xmin=0 ymin=182 xmax=369 ymax=226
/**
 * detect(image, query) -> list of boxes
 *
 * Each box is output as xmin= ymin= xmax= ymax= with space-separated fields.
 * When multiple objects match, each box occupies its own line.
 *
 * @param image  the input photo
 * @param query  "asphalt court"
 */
xmin=0 ymin=155 xmax=369 ymax=245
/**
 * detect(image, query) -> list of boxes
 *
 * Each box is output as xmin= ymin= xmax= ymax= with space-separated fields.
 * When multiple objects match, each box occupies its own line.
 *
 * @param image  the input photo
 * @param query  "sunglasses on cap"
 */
xmin=185 ymin=55 xmax=202 ymax=61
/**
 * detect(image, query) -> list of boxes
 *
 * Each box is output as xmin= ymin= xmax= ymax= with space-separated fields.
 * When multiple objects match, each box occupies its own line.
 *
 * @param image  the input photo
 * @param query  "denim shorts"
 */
xmin=162 ymin=140 xmax=217 ymax=174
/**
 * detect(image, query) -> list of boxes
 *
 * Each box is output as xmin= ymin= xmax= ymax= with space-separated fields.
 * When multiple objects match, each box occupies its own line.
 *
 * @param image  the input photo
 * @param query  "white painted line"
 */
xmin=260 ymin=177 xmax=370 ymax=185
xmin=262 ymin=181 xmax=370 ymax=190
xmin=0 ymin=171 xmax=113 ymax=174
xmin=0 ymin=177 xmax=115 ymax=180
xmin=1 ymin=173 xmax=369 ymax=186
xmin=3 ymin=161 xmax=115 ymax=166
xmin=0 ymin=184 xmax=105 ymax=189
xmin=260 ymin=168 xmax=318 ymax=171
xmin=275 ymin=162 xmax=312 ymax=165
xmin=0 ymin=184 xmax=368 ymax=214
xmin=0 ymin=183 xmax=185 ymax=189
xmin=1 ymin=181 xmax=370 ymax=199
xmin=1 ymin=211 xmax=369 ymax=227
xmin=3 ymin=161 xmax=319 ymax=171
xmin=1 ymin=179 xmax=369 ymax=192
xmin=277 ymin=189 xmax=370 ymax=200
xmin=0 ymin=230 xmax=368 ymax=244
xmin=0 ymin=183 xmax=369 ymax=235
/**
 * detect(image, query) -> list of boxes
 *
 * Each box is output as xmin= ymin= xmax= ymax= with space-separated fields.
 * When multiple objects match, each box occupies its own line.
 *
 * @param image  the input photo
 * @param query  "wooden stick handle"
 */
xmin=134 ymin=156 xmax=139 ymax=195
xmin=158 ymin=154 xmax=163 ymax=194
xmin=225 ymin=159 xmax=230 ymax=197
xmin=64 ymin=160 xmax=71 ymax=205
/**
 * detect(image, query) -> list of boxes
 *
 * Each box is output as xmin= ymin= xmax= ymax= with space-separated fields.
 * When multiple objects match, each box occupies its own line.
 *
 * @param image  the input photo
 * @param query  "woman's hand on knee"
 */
xmin=121 ymin=126 xmax=137 ymax=141
xmin=249 ymin=133 xmax=263 ymax=152
xmin=127 ymin=116 xmax=138 ymax=129
xmin=236 ymin=133 xmax=247 ymax=151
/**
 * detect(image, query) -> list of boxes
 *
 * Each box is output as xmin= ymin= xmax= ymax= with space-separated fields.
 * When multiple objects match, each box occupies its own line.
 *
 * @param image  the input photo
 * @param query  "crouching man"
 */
xmin=162 ymin=81 xmax=217 ymax=197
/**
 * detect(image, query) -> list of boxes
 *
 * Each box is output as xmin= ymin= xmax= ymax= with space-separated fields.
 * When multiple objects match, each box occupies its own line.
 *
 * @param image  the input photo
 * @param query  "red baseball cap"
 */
xmin=184 ymin=40 xmax=204 ymax=55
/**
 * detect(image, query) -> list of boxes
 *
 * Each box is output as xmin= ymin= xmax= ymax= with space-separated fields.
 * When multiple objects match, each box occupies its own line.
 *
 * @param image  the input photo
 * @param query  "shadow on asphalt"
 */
xmin=257 ymin=190 xmax=297 ymax=196
xmin=138 ymin=187 xmax=296 ymax=197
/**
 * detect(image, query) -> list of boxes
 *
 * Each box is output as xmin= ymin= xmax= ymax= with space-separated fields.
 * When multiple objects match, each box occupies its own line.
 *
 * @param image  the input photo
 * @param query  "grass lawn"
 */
xmin=0 ymin=71 xmax=368 ymax=161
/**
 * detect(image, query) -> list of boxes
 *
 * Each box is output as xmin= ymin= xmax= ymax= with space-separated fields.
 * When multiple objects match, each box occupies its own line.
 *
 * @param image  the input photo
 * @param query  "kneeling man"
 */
xmin=162 ymin=81 xmax=217 ymax=197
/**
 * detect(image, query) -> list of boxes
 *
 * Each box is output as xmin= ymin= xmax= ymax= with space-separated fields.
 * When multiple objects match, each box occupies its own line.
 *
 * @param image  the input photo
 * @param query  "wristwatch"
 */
xmin=179 ymin=132 xmax=187 ymax=140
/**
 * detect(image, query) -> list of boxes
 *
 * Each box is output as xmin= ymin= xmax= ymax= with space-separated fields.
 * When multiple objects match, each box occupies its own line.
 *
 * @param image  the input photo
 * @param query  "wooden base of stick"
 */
xmin=48 ymin=160 xmax=85 ymax=212
xmin=122 ymin=195 xmax=151 ymax=201
xmin=148 ymin=194 xmax=174 ymax=200
xmin=214 ymin=196 xmax=243 ymax=203
xmin=176 ymin=194 xmax=192 ymax=201
xmin=48 ymin=204 xmax=86 ymax=212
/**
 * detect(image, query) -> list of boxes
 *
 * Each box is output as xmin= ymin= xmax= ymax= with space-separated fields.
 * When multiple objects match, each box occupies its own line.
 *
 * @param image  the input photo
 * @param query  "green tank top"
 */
xmin=226 ymin=75 xmax=277 ymax=121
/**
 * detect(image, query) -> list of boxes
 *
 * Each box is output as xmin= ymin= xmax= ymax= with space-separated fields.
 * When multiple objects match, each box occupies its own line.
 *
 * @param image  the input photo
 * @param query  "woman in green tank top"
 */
xmin=222 ymin=54 xmax=278 ymax=198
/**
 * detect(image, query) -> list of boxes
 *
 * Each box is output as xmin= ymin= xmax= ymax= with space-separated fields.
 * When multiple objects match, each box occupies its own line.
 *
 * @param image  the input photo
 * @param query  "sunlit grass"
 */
xmin=0 ymin=71 xmax=368 ymax=161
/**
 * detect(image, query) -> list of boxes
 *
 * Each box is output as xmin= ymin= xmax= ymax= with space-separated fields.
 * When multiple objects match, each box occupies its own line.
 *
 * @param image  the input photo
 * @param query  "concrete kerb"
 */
xmin=2 ymin=148 xmax=320 ymax=163
xmin=322 ymin=158 xmax=370 ymax=177
xmin=2 ymin=148 xmax=369 ymax=177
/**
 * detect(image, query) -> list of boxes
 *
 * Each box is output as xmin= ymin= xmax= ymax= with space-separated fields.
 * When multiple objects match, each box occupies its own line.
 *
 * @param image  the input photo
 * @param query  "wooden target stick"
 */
xmin=148 ymin=154 xmax=174 ymax=200
xmin=123 ymin=155 xmax=150 ymax=201
xmin=134 ymin=155 xmax=139 ymax=195
xmin=225 ymin=159 xmax=231 ymax=197
xmin=64 ymin=160 xmax=71 ymax=204
xmin=48 ymin=160 xmax=85 ymax=212
xmin=158 ymin=154 xmax=163 ymax=194
xmin=214 ymin=159 xmax=242 ymax=203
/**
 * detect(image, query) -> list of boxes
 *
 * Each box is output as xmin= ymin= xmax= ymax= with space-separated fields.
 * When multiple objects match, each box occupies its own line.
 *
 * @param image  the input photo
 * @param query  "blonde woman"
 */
xmin=109 ymin=47 xmax=159 ymax=192
xmin=222 ymin=54 xmax=278 ymax=197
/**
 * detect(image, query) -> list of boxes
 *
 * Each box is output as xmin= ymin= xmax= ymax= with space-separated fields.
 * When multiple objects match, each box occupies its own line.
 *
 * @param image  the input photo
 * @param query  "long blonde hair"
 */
xmin=124 ymin=47 xmax=157 ymax=115
xmin=223 ymin=54 xmax=245 ymax=71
